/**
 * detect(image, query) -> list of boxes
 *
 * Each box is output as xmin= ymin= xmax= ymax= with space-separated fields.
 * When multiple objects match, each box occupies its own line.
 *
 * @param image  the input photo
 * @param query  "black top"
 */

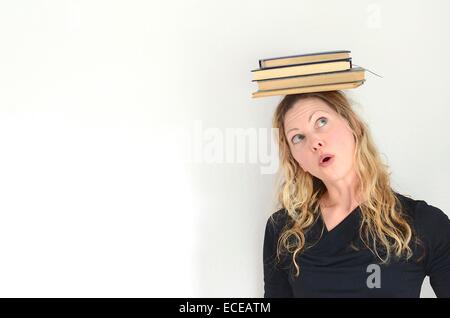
xmin=263 ymin=192 xmax=450 ymax=297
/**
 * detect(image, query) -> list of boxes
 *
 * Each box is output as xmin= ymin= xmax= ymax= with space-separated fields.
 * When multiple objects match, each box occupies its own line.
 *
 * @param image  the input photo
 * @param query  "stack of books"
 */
xmin=251 ymin=50 xmax=365 ymax=98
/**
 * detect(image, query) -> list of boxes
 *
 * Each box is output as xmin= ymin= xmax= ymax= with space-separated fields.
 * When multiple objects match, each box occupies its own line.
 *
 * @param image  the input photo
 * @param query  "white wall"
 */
xmin=0 ymin=0 xmax=448 ymax=297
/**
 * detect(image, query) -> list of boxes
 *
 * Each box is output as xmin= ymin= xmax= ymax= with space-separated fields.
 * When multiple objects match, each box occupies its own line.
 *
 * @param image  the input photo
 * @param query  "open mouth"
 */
xmin=320 ymin=155 xmax=334 ymax=166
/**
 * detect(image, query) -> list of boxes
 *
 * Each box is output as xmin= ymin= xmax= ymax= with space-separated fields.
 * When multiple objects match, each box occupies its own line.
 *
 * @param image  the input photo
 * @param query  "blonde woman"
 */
xmin=263 ymin=91 xmax=450 ymax=297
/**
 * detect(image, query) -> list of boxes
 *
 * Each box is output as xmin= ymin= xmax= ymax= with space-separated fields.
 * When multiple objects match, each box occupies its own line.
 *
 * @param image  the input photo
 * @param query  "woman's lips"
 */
xmin=319 ymin=155 xmax=335 ymax=167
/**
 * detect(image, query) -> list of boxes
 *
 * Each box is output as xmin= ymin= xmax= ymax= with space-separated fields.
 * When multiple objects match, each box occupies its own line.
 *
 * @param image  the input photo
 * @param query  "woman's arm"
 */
xmin=263 ymin=211 xmax=293 ymax=297
xmin=418 ymin=202 xmax=450 ymax=297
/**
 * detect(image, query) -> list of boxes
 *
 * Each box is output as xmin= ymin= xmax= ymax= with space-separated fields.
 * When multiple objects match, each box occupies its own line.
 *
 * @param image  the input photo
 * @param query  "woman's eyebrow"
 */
xmin=286 ymin=110 xmax=324 ymax=135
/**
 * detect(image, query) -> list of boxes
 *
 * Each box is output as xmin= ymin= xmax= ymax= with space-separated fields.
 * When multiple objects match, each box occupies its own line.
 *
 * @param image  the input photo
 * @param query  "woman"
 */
xmin=263 ymin=90 xmax=450 ymax=297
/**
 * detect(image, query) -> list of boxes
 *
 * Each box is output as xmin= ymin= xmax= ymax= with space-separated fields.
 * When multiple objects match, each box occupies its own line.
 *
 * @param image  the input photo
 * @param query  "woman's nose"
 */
xmin=311 ymin=140 xmax=323 ymax=151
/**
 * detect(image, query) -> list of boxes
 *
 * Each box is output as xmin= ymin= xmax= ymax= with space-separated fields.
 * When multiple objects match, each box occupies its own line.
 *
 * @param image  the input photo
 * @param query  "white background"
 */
xmin=0 ymin=0 xmax=449 ymax=297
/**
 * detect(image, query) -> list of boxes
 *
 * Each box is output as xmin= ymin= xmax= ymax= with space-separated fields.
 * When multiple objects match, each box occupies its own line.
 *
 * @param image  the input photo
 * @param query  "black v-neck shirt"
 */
xmin=263 ymin=192 xmax=450 ymax=297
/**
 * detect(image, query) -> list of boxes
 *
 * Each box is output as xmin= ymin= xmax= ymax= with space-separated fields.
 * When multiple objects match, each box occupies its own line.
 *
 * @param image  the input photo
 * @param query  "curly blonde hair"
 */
xmin=272 ymin=90 xmax=416 ymax=277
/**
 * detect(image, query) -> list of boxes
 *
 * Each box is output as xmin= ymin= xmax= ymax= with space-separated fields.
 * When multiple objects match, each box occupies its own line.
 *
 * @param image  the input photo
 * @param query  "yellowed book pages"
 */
xmin=252 ymin=60 xmax=351 ymax=81
xmin=257 ymin=68 xmax=365 ymax=91
xmin=261 ymin=52 xmax=351 ymax=68
xmin=252 ymin=81 xmax=364 ymax=98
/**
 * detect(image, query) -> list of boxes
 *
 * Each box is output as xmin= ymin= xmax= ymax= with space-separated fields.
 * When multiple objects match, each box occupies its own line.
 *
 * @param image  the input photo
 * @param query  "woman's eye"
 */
xmin=317 ymin=117 xmax=327 ymax=127
xmin=291 ymin=134 xmax=303 ymax=144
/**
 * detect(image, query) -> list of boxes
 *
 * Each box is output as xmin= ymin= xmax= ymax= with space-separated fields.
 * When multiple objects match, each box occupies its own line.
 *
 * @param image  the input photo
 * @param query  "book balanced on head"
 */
xmin=251 ymin=50 xmax=366 ymax=98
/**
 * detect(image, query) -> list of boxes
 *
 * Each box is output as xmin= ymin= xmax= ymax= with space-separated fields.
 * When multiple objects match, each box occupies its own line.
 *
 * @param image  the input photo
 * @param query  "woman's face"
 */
xmin=283 ymin=97 xmax=356 ymax=183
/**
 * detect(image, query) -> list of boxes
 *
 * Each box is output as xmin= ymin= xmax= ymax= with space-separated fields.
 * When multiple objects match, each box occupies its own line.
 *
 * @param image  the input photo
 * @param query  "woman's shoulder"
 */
xmin=264 ymin=208 xmax=295 ymax=241
xmin=394 ymin=191 xmax=450 ymax=235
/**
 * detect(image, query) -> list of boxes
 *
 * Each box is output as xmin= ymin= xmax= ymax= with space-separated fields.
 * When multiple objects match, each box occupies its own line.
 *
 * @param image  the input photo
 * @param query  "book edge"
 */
xmin=251 ymin=67 xmax=365 ymax=82
xmin=251 ymin=58 xmax=352 ymax=73
xmin=251 ymin=80 xmax=365 ymax=98
xmin=259 ymin=50 xmax=351 ymax=63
